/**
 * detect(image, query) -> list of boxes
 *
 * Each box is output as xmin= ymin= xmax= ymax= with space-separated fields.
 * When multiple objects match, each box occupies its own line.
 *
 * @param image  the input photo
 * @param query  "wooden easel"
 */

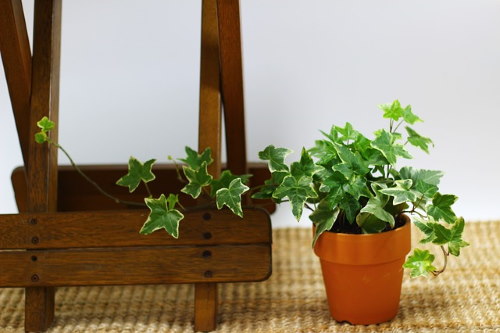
xmin=0 ymin=0 xmax=273 ymax=332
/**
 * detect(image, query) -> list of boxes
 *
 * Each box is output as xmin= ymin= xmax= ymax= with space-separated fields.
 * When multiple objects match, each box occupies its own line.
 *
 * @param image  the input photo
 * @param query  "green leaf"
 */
xmin=258 ymin=145 xmax=293 ymax=172
xmin=291 ymin=148 xmax=323 ymax=179
xmin=406 ymin=126 xmax=433 ymax=153
xmin=402 ymin=104 xmax=423 ymax=124
xmin=379 ymin=179 xmax=420 ymax=205
xmin=215 ymin=178 xmax=249 ymax=217
xmin=333 ymin=143 xmax=370 ymax=175
xmin=36 ymin=116 xmax=55 ymax=132
xmin=309 ymin=140 xmax=339 ymax=165
xmin=140 ymin=194 xmax=184 ymax=238
xmin=320 ymin=125 xmax=341 ymax=143
xmin=34 ymin=132 xmax=48 ymax=144
xmin=399 ymin=166 xmax=443 ymax=187
xmin=181 ymin=162 xmax=213 ymax=199
xmin=116 ymin=157 xmax=156 ymax=193
xmin=403 ymin=249 xmax=437 ymax=278
xmin=359 ymin=188 xmax=395 ymax=228
xmin=251 ymin=171 xmax=288 ymax=200
xmin=318 ymin=170 xmax=346 ymax=193
xmin=356 ymin=212 xmax=387 ymax=233
xmin=414 ymin=219 xmax=436 ymax=243
xmin=343 ymin=176 xmax=371 ymax=200
xmin=371 ymin=130 xmax=412 ymax=165
xmin=338 ymin=194 xmax=361 ymax=224
xmin=210 ymin=170 xmax=251 ymax=197
xmin=179 ymin=146 xmax=213 ymax=170
xmin=310 ymin=206 xmax=340 ymax=246
xmin=335 ymin=122 xmax=359 ymax=142
xmin=448 ymin=217 xmax=469 ymax=256
xmin=414 ymin=180 xmax=438 ymax=199
xmin=273 ymin=176 xmax=318 ymax=220
xmin=379 ymin=100 xmax=404 ymax=121
xmin=427 ymin=193 xmax=458 ymax=223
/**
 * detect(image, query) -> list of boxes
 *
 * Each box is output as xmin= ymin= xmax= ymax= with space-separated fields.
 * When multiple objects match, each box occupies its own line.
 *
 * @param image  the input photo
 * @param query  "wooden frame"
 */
xmin=0 ymin=0 xmax=273 ymax=332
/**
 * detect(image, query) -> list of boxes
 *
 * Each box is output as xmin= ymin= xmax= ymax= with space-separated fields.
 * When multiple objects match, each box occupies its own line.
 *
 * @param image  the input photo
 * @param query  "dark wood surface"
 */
xmin=24 ymin=0 xmax=62 ymax=331
xmin=0 ymin=0 xmax=32 ymax=167
xmin=0 ymin=244 xmax=272 ymax=287
xmin=0 ymin=208 xmax=272 ymax=249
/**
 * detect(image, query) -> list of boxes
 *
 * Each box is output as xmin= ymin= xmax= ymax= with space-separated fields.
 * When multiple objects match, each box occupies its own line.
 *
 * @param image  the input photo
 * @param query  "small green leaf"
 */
xmin=251 ymin=171 xmax=288 ymax=200
xmin=402 ymin=104 xmax=423 ymax=124
xmin=338 ymin=194 xmax=361 ymax=224
xmin=291 ymin=148 xmax=323 ymax=179
xmin=335 ymin=122 xmax=359 ymax=142
xmin=379 ymin=100 xmax=404 ymax=121
xmin=379 ymin=179 xmax=420 ymax=205
xmin=273 ymin=176 xmax=318 ymax=220
xmin=403 ymin=249 xmax=437 ymax=278
xmin=165 ymin=193 xmax=179 ymax=210
xmin=371 ymin=130 xmax=412 ymax=165
xmin=414 ymin=219 xmax=436 ymax=244
xmin=116 ymin=157 xmax=156 ymax=193
xmin=343 ymin=176 xmax=371 ymax=200
xmin=406 ymin=126 xmax=433 ymax=153
xmin=414 ymin=180 xmax=438 ymax=199
xmin=359 ymin=195 xmax=395 ymax=228
xmin=356 ymin=212 xmax=387 ymax=233
xmin=210 ymin=170 xmax=251 ymax=197
xmin=36 ymin=116 xmax=55 ymax=132
xmin=34 ymin=132 xmax=48 ymax=144
xmin=181 ymin=162 xmax=213 ymax=199
xmin=448 ymin=217 xmax=469 ymax=256
xmin=215 ymin=178 xmax=249 ymax=217
xmin=310 ymin=206 xmax=340 ymax=246
xmin=179 ymin=146 xmax=213 ymax=170
xmin=309 ymin=140 xmax=339 ymax=165
xmin=399 ymin=167 xmax=443 ymax=187
xmin=258 ymin=145 xmax=293 ymax=172
xmin=333 ymin=143 xmax=370 ymax=175
xmin=140 ymin=194 xmax=184 ymax=238
xmin=427 ymin=193 xmax=458 ymax=223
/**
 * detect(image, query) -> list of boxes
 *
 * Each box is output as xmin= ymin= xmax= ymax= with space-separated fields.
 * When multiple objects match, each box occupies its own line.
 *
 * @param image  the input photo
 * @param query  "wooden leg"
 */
xmin=25 ymin=287 xmax=55 ymax=332
xmin=194 ymin=283 xmax=218 ymax=332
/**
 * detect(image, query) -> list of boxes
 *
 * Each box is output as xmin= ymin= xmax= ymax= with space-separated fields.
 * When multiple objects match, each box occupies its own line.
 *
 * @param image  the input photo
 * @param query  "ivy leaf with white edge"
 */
xmin=37 ymin=116 xmax=55 ymax=132
xmin=251 ymin=171 xmax=288 ymax=200
xmin=34 ymin=131 xmax=48 ymax=144
xmin=310 ymin=205 xmax=340 ymax=246
xmin=414 ymin=219 xmax=437 ymax=244
xmin=371 ymin=130 xmax=412 ymax=165
xmin=379 ymin=100 xmax=405 ymax=121
xmin=427 ymin=193 xmax=458 ymax=223
xmin=405 ymin=126 xmax=433 ymax=153
xmin=356 ymin=212 xmax=387 ymax=233
xmin=116 ymin=157 xmax=156 ymax=193
xmin=380 ymin=179 xmax=420 ymax=205
xmin=359 ymin=190 xmax=395 ymax=228
xmin=215 ymin=178 xmax=249 ymax=217
xmin=210 ymin=170 xmax=251 ymax=197
xmin=140 ymin=194 xmax=184 ymax=238
xmin=291 ymin=148 xmax=323 ymax=179
xmin=258 ymin=145 xmax=293 ymax=172
xmin=403 ymin=249 xmax=437 ymax=278
xmin=448 ymin=217 xmax=469 ymax=256
xmin=181 ymin=162 xmax=213 ymax=199
xmin=335 ymin=122 xmax=359 ymax=142
xmin=333 ymin=143 xmax=370 ymax=175
xmin=179 ymin=146 xmax=213 ymax=170
xmin=402 ymin=104 xmax=423 ymax=124
xmin=273 ymin=176 xmax=318 ymax=220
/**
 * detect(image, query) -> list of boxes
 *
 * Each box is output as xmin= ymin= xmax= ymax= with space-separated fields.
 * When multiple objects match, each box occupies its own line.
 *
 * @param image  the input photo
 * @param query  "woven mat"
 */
xmin=1 ymin=222 xmax=499 ymax=332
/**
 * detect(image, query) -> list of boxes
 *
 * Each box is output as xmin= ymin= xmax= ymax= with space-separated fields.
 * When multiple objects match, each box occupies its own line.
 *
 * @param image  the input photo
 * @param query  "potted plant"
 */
xmin=34 ymin=99 xmax=468 ymax=325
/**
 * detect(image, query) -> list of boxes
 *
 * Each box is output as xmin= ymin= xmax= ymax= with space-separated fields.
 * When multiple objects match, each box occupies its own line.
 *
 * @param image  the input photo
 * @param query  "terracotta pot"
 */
xmin=313 ymin=215 xmax=411 ymax=325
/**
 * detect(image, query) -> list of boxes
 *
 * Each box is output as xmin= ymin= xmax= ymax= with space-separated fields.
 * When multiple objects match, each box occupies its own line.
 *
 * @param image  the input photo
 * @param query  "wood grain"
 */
xmin=0 ymin=244 xmax=272 ymax=287
xmin=0 ymin=208 xmax=272 ymax=249
xmin=216 ymin=0 xmax=247 ymax=176
xmin=25 ymin=0 xmax=62 ymax=330
xmin=0 ymin=0 xmax=32 ymax=167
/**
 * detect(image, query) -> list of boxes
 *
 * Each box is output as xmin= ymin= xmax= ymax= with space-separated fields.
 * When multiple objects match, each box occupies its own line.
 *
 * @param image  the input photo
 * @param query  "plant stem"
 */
xmin=393 ymin=120 xmax=404 ymax=133
xmin=143 ymin=181 xmax=153 ymax=197
xmin=432 ymin=246 xmax=449 ymax=276
xmin=51 ymin=141 xmax=146 ymax=208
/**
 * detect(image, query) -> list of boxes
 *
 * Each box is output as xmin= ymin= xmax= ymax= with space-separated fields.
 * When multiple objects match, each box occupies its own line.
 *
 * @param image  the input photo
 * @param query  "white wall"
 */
xmin=1 ymin=0 xmax=499 ymax=227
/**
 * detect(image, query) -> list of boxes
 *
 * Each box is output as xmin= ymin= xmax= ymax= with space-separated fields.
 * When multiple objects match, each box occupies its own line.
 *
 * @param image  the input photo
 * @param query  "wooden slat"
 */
xmin=216 ymin=0 xmax=247 ymax=176
xmin=26 ymin=0 xmax=62 ymax=330
xmin=0 ymin=208 xmax=272 ymax=249
xmin=0 ymin=244 xmax=272 ymax=287
xmin=11 ymin=163 xmax=276 ymax=213
xmin=0 ymin=0 xmax=32 ymax=167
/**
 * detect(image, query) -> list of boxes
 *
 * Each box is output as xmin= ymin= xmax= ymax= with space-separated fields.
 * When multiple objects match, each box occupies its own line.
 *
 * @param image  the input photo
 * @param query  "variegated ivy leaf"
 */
xmin=406 ymin=126 xmax=434 ymax=154
xmin=343 ymin=176 xmax=371 ymax=200
xmin=179 ymin=146 xmax=213 ymax=170
xmin=273 ymin=176 xmax=318 ymax=220
xmin=414 ymin=218 xmax=468 ymax=256
xmin=447 ymin=217 xmax=469 ymax=256
xmin=333 ymin=143 xmax=370 ymax=175
xmin=34 ymin=131 xmax=48 ymax=144
xmin=215 ymin=178 xmax=249 ymax=217
xmin=116 ymin=157 xmax=156 ymax=193
xmin=339 ymin=193 xmax=361 ymax=224
xmin=181 ymin=162 xmax=213 ymax=199
xmin=335 ymin=122 xmax=359 ymax=142
xmin=210 ymin=170 xmax=251 ymax=197
xmin=309 ymin=140 xmax=339 ymax=165
xmin=401 ymin=104 xmax=423 ymax=125
xmin=37 ymin=116 xmax=55 ymax=132
xmin=403 ymin=249 xmax=437 ymax=278
xmin=427 ymin=193 xmax=458 ymax=223
xmin=258 ymin=145 xmax=293 ymax=172
xmin=251 ymin=171 xmax=287 ymax=200
xmin=371 ymin=130 xmax=412 ymax=165
xmin=379 ymin=179 xmax=420 ymax=205
xmin=379 ymin=100 xmax=422 ymax=124
xmin=140 ymin=194 xmax=184 ymax=238
xmin=359 ymin=189 xmax=395 ymax=228
xmin=310 ymin=205 xmax=340 ymax=246
xmin=291 ymin=148 xmax=323 ymax=179
xmin=356 ymin=212 xmax=387 ymax=233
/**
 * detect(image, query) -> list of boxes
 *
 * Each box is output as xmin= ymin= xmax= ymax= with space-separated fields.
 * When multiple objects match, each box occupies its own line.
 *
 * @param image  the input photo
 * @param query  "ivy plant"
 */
xmin=34 ymin=100 xmax=468 ymax=277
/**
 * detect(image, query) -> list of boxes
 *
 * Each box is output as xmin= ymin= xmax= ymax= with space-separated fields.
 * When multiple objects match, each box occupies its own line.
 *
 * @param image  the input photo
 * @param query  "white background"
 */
xmin=1 ymin=0 xmax=499 ymax=227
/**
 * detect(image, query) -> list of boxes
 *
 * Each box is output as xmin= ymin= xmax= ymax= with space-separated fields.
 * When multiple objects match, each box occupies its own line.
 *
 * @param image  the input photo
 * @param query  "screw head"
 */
xmin=202 ymin=250 xmax=212 ymax=258
xmin=202 ymin=213 xmax=211 ymax=221
xmin=203 ymin=232 xmax=212 ymax=240
xmin=31 ymin=236 xmax=39 ymax=244
xmin=29 ymin=218 xmax=37 ymax=225
xmin=31 ymin=274 xmax=39 ymax=282
xmin=204 ymin=270 xmax=213 ymax=278
xmin=31 ymin=256 xmax=38 ymax=262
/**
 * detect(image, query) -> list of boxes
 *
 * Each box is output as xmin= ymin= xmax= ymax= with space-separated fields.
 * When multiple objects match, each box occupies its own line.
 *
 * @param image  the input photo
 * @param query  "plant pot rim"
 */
xmin=313 ymin=214 xmax=411 ymax=265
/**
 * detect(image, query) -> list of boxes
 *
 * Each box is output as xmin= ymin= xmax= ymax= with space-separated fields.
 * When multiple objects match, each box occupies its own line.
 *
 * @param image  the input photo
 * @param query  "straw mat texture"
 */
xmin=0 ymin=222 xmax=498 ymax=332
